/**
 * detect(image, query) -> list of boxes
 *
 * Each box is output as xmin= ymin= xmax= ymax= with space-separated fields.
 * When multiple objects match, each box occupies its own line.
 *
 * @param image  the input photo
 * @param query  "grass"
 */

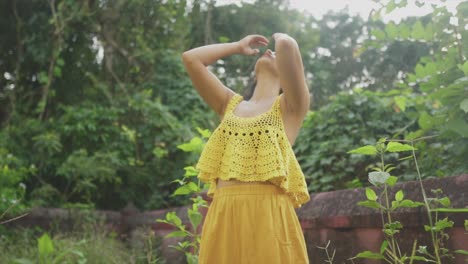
xmin=0 ymin=210 xmax=166 ymax=264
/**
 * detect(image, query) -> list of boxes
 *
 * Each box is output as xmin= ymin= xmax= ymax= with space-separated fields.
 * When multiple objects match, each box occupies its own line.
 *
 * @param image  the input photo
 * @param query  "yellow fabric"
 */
xmin=198 ymin=184 xmax=309 ymax=264
xmin=195 ymin=93 xmax=310 ymax=208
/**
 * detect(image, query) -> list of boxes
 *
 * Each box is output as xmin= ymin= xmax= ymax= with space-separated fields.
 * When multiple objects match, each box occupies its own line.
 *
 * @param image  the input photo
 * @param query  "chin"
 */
xmin=255 ymin=59 xmax=278 ymax=75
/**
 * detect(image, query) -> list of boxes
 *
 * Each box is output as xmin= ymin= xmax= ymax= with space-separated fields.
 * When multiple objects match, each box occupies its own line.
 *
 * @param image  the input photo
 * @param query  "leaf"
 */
xmin=218 ymin=36 xmax=230 ymax=43
xmin=399 ymin=199 xmax=424 ymax=208
xmin=177 ymin=137 xmax=203 ymax=152
xmin=444 ymin=118 xmax=468 ymax=137
xmin=380 ymin=240 xmax=388 ymax=254
xmin=460 ymin=99 xmax=468 ymax=113
xmin=196 ymin=127 xmax=211 ymax=138
xmin=394 ymin=96 xmax=406 ymax=111
xmin=386 ymin=176 xmax=398 ymax=187
xmin=433 ymin=218 xmax=454 ymax=231
xmin=395 ymin=190 xmax=404 ymax=201
xmin=454 ymin=249 xmax=468 ymax=255
xmin=371 ymin=29 xmax=386 ymax=40
xmin=56 ymin=58 xmax=65 ymax=66
xmin=399 ymin=23 xmax=411 ymax=38
xmin=386 ymin=0 xmax=397 ymax=13
xmin=383 ymin=228 xmax=399 ymax=236
xmin=385 ymin=22 xmax=399 ymax=39
xmin=347 ymin=145 xmax=377 ymax=155
xmin=418 ymin=112 xmax=434 ymax=130
xmin=424 ymin=22 xmax=433 ymax=41
xmin=173 ymin=182 xmax=199 ymax=196
xmin=458 ymin=61 xmax=468 ymax=76
xmin=368 ymin=171 xmax=390 ymax=186
xmin=53 ymin=66 xmax=62 ymax=77
xmin=357 ymin=200 xmax=381 ymax=209
xmin=37 ymin=233 xmax=54 ymax=256
xmin=353 ymin=250 xmax=384 ymax=259
xmin=365 ymin=187 xmax=377 ymax=201
xmin=165 ymin=230 xmax=187 ymax=238
xmin=386 ymin=142 xmax=416 ymax=152
xmin=385 ymin=221 xmax=403 ymax=229
xmin=438 ymin=197 xmax=450 ymax=207
xmin=411 ymin=21 xmax=425 ymax=40
xmin=188 ymin=209 xmax=202 ymax=231
xmin=183 ymin=166 xmax=199 ymax=177
xmin=165 ymin=212 xmax=182 ymax=226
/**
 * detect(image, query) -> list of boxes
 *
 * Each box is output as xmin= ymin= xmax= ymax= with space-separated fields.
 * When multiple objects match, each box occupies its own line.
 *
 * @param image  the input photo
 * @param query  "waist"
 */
xmin=214 ymin=182 xmax=285 ymax=197
xmin=216 ymin=178 xmax=274 ymax=189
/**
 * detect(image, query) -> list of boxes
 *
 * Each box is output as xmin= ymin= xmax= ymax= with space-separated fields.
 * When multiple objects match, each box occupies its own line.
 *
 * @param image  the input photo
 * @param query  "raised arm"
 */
xmin=182 ymin=35 xmax=269 ymax=118
xmin=273 ymin=33 xmax=310 ymax=117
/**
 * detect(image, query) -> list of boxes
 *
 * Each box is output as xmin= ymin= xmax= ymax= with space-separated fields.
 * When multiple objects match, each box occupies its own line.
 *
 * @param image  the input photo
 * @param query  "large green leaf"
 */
xmin=347 ymin=145 xmax=378 ymax=155
xmin=37 ymin=233 xmax=54 ymax=256
xmin=188 ymin=209 xmax=202 ymax=231
xmin=386 ymin=142 xmax=416 ymax=152
xmin=365 ymin=187 xmax=378 ymax=201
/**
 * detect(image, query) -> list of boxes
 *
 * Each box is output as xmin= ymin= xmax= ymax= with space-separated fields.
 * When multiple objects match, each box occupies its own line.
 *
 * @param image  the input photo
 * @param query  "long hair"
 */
xmin=243 ymin=76 xmax=257 ymax=101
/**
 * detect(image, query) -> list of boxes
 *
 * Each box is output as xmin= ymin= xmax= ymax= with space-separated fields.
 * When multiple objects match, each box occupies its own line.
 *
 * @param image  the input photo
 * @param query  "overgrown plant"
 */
xmin=11 ymin=233 xmax=86 ymax=264
xmin=156 ymin=128 xmax=211 ymax=264
xmin=347 ymin=138 xmax=468 ymax=264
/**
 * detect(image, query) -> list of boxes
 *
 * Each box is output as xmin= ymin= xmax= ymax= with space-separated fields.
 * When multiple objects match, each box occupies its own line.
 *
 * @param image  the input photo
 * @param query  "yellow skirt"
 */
xmin=198 ymin=184 xmax=309 ymax=264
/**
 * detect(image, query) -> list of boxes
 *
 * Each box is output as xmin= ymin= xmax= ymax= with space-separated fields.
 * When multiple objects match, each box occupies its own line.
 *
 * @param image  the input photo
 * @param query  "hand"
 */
xmin=237 ymin=35 xmax=269 ymax=56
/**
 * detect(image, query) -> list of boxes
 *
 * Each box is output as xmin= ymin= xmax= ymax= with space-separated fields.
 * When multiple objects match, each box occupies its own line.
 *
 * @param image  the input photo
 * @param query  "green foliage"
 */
xmin=296 ymin=90 xmax=413 ymax=193
xmin=0 ymin=148 xmax=33 ymax=217
xmin=0 ymin=0 xmax=466 ymax=214
xmin=349 ymin=137 xmax=465 ymax=264
xmin=156 ymin=128 xmax=210 ymax=264
xmin=0 ymin=220 xmax=164 ymax=264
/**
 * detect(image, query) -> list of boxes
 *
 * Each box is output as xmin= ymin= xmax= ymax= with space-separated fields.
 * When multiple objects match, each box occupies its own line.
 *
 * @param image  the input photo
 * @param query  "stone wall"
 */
xmin=5 ymin=174 xmax=468 ymax=264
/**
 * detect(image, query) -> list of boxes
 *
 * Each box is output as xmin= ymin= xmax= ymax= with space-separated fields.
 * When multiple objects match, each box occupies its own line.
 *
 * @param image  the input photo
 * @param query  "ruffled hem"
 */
xmin=199 ymin=172 xmax=310 ymax=208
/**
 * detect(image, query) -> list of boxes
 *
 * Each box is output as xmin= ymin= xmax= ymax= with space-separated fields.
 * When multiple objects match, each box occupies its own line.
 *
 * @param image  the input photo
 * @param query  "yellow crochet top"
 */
xmin=195 ymin=93 xmax=310 ymax=208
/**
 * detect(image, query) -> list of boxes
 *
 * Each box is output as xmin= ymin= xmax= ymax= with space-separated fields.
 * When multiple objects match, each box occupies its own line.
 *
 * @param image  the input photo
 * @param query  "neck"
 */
xmin=250 ymin=73 xmax=280 ymax=102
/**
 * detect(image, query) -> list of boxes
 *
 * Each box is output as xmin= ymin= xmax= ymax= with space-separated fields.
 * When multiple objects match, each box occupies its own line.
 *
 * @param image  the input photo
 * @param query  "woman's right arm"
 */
xmin=182 ymin=35 xmax=269 ymax=118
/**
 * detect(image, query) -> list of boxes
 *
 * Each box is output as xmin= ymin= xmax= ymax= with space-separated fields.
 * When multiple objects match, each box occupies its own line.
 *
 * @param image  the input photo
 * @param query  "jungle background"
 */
xmin=0 ymin=0 xmax=467 ymax=262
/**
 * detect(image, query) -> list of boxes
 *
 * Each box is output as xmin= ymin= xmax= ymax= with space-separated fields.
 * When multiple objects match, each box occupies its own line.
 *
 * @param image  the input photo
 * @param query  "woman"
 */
xmin=182 ymin=33 xmax=311 ymax=264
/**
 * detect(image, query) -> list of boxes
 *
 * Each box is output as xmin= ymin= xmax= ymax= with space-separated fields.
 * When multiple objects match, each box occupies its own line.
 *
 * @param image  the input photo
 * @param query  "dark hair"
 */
xmin=243 ymin=77 xmax=257 ymax=101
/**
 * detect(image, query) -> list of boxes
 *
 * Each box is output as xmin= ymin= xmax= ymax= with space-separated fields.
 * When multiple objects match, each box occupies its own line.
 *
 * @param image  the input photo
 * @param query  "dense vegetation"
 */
xmin=0 ymin=0 xmax=466 ymax=216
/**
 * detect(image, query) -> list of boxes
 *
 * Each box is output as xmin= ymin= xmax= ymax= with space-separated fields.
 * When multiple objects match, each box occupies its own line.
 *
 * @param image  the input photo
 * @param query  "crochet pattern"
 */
xmin=195 ymin=93 xmax=310 ymax=208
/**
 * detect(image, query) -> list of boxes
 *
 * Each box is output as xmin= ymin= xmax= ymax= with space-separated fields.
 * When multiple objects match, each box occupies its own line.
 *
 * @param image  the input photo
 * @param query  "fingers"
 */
xmin=251 ymin=34 xmax=269 ymax=43
xmin=249 ymin=35 xmax=269 ymax=46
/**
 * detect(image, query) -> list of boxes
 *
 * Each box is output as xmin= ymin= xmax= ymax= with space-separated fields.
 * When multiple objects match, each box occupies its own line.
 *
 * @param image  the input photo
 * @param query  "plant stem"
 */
xmin=380 ymin=147 xmax=398 ymax=263
xmin=411 ymin=140 xmax=441 ymax=263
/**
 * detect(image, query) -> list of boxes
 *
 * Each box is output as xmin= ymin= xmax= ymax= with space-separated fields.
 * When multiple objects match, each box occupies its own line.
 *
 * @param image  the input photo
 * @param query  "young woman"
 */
xmin=182 ymin=33 xmax=311 ymax=264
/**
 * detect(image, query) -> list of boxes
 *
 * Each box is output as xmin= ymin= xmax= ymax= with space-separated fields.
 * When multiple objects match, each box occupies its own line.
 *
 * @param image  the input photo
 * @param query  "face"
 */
xmin=254 ymin=49 xmax=279 ymax=76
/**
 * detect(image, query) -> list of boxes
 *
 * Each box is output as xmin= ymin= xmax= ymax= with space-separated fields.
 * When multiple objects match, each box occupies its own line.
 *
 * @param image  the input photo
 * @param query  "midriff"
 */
xmin=216 ymin=178 xmax=273 ymax=189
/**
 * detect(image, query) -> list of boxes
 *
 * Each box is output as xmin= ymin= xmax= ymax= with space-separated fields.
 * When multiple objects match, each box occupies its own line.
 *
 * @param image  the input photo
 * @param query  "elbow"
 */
xmin=181 ymin=51 xmax=192 ymax=63
xmin=276 ymin=37 xmax=298 ymax=51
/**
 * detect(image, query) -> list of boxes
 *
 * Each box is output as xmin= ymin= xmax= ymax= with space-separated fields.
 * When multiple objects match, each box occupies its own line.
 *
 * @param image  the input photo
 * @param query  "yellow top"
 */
xmin=195 ymin=93 xmax=310 ymax=208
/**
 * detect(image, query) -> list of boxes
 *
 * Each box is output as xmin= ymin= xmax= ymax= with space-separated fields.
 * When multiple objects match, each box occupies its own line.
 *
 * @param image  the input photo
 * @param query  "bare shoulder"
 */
xmin=218 ymin=89 xmax=238 ymax=119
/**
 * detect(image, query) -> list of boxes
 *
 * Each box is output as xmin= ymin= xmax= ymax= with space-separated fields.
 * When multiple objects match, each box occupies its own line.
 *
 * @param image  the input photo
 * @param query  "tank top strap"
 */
xmin=224 ymin=93 xmax=244 ymax=114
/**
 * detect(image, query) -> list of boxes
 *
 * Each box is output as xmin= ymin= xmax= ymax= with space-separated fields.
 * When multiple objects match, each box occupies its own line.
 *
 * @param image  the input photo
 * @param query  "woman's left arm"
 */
xmin=273 ymin=33 xmax=310 ymax=116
